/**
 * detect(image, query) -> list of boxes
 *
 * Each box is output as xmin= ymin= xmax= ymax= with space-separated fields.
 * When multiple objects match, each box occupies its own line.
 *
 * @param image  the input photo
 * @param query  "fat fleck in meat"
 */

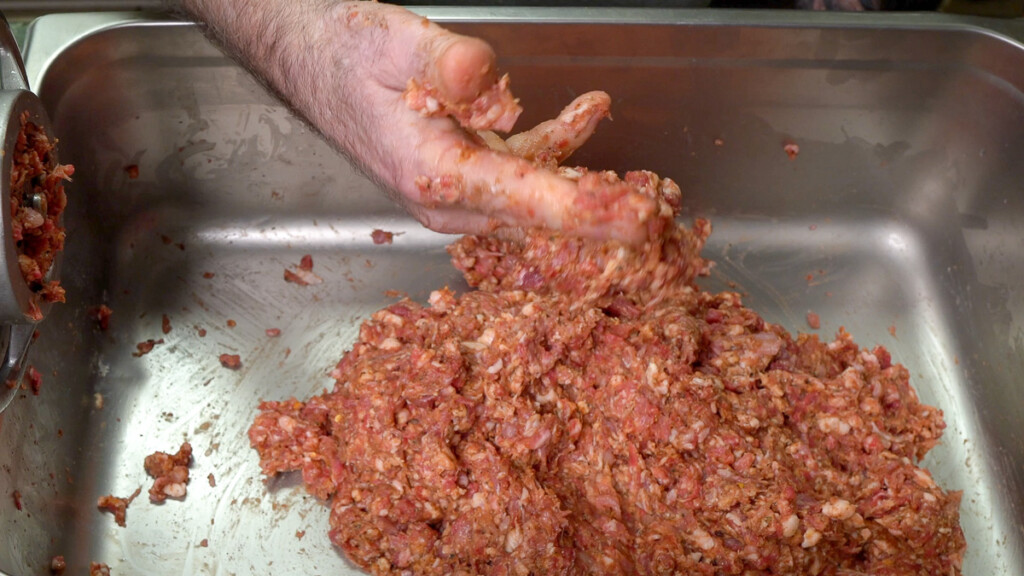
xmin=250 ymin=205 xmax=964 ymax=575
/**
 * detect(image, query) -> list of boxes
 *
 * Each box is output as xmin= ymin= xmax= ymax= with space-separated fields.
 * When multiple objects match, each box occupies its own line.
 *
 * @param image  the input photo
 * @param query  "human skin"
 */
xmin=173 ymin=0 xmax=665 ymax=243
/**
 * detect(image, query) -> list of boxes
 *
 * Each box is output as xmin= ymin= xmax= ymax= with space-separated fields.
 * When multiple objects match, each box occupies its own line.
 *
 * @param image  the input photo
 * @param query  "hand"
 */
xmin=177 ymin=0 xmax=667 ymax=242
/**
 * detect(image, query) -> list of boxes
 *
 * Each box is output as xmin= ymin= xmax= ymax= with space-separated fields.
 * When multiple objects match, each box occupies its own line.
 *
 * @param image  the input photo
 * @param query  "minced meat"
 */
xmin=249 ymin=207 xmax=964 ymax=575
xmin=144 ymin=442 xmax=192 ymax=502
xmin=10 ymin=111 xmax=73 ymax=315
xmin=249 ymin=82 xmax=964 ymax=575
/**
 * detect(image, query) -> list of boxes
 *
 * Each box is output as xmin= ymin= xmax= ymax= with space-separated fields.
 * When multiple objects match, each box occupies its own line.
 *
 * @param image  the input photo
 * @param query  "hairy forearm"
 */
xmin=170 ymin=0 xmax=352 ymax=144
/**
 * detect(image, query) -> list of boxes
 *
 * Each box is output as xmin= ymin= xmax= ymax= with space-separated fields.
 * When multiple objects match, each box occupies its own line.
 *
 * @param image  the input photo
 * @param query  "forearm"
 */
xmin=171 ymin=0 xmax=350 ymax=145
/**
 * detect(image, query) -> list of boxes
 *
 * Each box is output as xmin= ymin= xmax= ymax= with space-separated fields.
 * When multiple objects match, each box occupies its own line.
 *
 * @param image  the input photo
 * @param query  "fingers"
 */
xmin=432 ymin=36 xmax=498 ymax=104
xmin=505 ymin=91 xmax=612 ymax=169
xmin=382 ymin=8 xmax=520 ymax=131
xmin=409 ymin=139 xmax=667 ymax=244
xmin=403 ymin=203 xmax=501 ymax=236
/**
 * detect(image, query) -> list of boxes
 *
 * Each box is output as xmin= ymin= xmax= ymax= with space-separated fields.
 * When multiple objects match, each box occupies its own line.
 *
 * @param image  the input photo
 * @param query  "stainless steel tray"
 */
xmin=2 ymin=9 xmax=1023 ymax=575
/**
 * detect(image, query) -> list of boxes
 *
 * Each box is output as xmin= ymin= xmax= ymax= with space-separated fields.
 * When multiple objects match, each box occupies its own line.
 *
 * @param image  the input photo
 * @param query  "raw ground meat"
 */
xmin=49 ymin=555 xmax=66 ymax=574
xmin=90 ymin=304 xmax=112 ymax=331
xmin=11 ymin=111 xmax=73 ymax=315
xmin=371 ymin=229 xmax=395 ymax=245
xmin=250 ymin=214 xmax=964 ymax=574
xmin=284 ymin=254 xmax=323 ymax=286
xmin=250 ymin=86 xmax=963 ymax=575
xmin=132 ymin=338 xmax=163 ymax=357
xmin=144 ymin=442 xmax=192 ymax=503
xmin=403 ymin=74 xmax=521 ymax=133
xmin=219 ymin=353 xmax=242 ymax=370
xmin=96 ymin=487 xmax=141 ymax=527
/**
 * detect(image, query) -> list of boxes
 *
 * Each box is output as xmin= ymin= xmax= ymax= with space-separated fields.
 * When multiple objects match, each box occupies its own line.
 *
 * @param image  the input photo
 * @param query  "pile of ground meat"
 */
xmin=10 ymin=111 xmax=72 ymax=315
xmin=249 ymin=200 xmax=964 ymax=575
xmin=249 ymin=78 xmax=964 ymax=574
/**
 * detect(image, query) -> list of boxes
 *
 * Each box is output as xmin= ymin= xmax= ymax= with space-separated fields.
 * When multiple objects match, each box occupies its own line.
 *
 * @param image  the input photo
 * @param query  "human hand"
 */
xmin=178 ymin=0 xmax=669 ymax=242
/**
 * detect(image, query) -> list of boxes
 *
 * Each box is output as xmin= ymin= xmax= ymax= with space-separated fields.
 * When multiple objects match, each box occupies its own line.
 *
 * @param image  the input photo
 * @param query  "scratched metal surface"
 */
xmin=1 ymin=10 xmax=1023 ymax=576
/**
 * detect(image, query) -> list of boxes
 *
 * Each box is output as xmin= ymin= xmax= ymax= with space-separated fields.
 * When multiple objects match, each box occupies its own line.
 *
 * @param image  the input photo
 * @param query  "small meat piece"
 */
xmin=404 ymin=74 xmax=521 ymax=133
xmin=89 ymin=562 xmax=110 ymax=576
xmin=132 ymin=338 xmax=163 ymax=357
xmin=785 ymin=142 xmax=800 ymax=159
xmin=370 ymin=229 xmax=394 ymax=245
xmin=144 ymin=442 xmax=192 ymax=503
xmin=219 ymin=354 xmax=241 ymax=370
xmin=90 ymin=305 xmax=112 ymax=331
xmin=96 ymin=487 xmax=141 ymax=527
xmin=284 ymin=254 xmax=323 ymax=286
xmin=124 ymin=164 xmax=139 ymax=179
xmin=49 ymin=555 xmax=66 ymax=575
xmin=11 ymin=489 xmax=21 ymax=511
xmin=161 ymin=314 xmax=172 ymax=334
xmin=807 ymin=311 xmax=821 ymax=329
xmin=207 ymin=473 xmax=216 ymax=487
xmin=199 ymin=538 xmax=208 ymax=548
xmin=226 ymin=319 xmax=236 ymax=328
xmin=265 ymin=328 xmax=281 ymax=337
xmin=24 ymin=365 xmax=42 ymax=395
xmin=202 ymin=271 xmax=215 ymax=279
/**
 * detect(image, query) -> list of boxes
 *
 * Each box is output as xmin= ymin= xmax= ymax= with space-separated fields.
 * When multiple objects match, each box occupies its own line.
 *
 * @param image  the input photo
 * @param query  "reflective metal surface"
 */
xmin=0 ymin=12 xmax=60 ymax=414
xmin=1 ymin=9 xmax=1023 ymax=576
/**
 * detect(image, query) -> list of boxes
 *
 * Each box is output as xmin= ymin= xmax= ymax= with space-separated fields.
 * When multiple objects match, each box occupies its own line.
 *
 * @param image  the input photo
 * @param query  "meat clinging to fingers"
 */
xmin=179 ymin=0 xmax=669 ymax=241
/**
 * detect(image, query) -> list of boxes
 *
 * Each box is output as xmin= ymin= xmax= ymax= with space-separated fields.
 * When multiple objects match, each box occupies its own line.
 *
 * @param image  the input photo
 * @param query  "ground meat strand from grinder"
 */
xmin=11 ymin=112 xmax=73 ymax=313
xmin=249 ymin=223 xmax=964 ymax=575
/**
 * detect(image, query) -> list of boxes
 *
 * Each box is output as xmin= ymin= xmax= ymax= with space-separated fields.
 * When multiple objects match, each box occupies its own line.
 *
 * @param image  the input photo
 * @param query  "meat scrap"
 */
xmin=22 ymin=365 xmax=42 ymax=395
xmin=11 ymin=111 xmax=73 ymax=311
xmin=251 ymin=217 xmax=965 ymax=575
xmin=806 ymin=310 xmax=821 ymax=329
xmin=370 ymin=229 xmax=394 ymax=245
xmin=161 ymin=313 xmax=172 ymax=334
xmin=144 ymin=442 xmax=192 ymax=503
xmin=284 ymin=254 xmax=323 ymax=286
xmin=785 ymin=142 xmax=800 ymax=159
xmin=219 ymin=354 xmax=242 ymax=370
xmin=11 ymin=489 xmax=21 ymax=511
xmin=96 ymin=487 xmax=141 ymax=527
xmin=49 ymin=555 xmax=66 ymax=575
xmin=404 ymin=73 xmax=521 ymax=133
xmin=89 ymin=562 xmax=110 ymax=576
xmin=132 ymin=338 xmax=164 ymax=357
xmin=90 ymin=305 xmax=112 ymax=331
